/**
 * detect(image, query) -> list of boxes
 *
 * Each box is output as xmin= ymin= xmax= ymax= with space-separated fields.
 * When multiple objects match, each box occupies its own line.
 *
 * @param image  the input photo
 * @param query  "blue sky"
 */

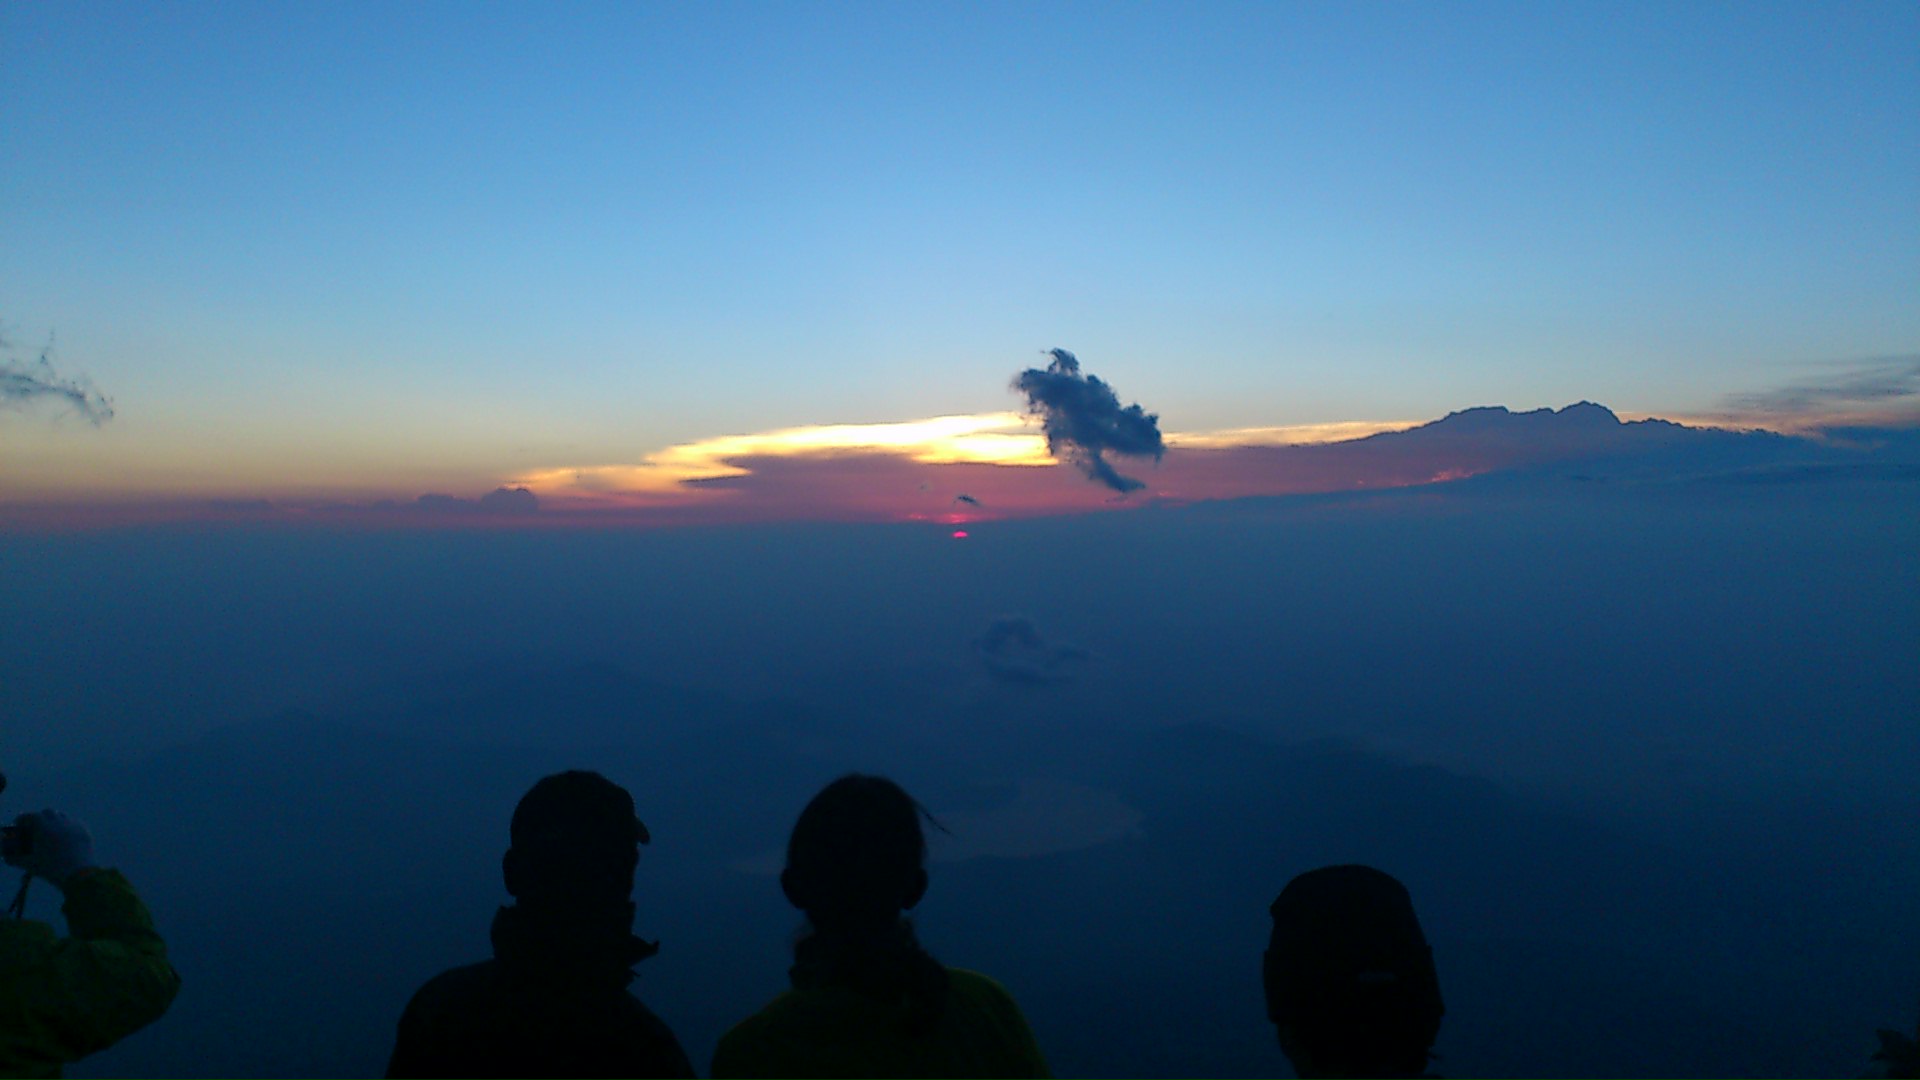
xmin=3 ymin=1 xmax=1916 ymax=505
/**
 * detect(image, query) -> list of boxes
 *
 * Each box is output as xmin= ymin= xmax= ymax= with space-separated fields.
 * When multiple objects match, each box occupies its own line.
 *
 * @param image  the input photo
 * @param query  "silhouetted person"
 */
xmin=1866 ymin=1005 xmax=1920 ymax=1079
xmin=1264 ymin=865 xmax=1444 ymax=1079
xmin=0 ymin=805 xmax=181 ymax=1077
xmin=711 ymin=774 xmax=1049 ymax=1078
xmin=386 ymin=770 xmax=692 ymax=1078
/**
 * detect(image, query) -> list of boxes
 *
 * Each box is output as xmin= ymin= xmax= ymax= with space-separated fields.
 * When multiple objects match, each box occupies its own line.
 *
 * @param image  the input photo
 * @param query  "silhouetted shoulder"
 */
xmin=711 ymin=967 xmax=1048 ymax=1079
xmin=387 ymin=959 xmax=692 ymax=1079
xmin=387 ymin=770 xmax=689 ymax=1079
xmin=947 ymin=969 xmax=1047 ymax=1072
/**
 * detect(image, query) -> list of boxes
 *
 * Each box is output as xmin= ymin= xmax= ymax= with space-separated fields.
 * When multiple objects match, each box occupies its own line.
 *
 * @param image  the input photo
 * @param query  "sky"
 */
xmin=4 ymin=1 xmax=1917 ymax=521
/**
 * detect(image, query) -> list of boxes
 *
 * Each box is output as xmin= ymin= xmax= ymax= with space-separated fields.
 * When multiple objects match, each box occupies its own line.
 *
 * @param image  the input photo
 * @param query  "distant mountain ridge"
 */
xmin=1426 ymin=400 xmax=1632 ymax=430
xmin=1397 ymin=401 xmax=1725 ymax=446
xmin=1155 ymin=399 xmax=1916 ymax=507
xmin=1332 ymin=400 xmax=1900 ymax=483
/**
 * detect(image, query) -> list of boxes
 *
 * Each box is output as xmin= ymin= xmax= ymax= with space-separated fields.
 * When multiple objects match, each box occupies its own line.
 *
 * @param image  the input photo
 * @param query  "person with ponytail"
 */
xmin=712 ymin=774 xmax=1049 ymax=1078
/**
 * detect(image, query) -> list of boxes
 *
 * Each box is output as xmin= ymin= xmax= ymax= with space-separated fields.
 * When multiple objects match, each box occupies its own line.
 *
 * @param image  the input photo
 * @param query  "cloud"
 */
xmin=1166 ymin=420 xmax=1421 ymax=448
xmin=413 ymin=486 xmax=540 ymax=515
xmin=588 ymin=451 xmax=1133 ymax=526
xmin=973 ymin=616 xmax=1091 ymax=686
xmin=925 ymin=779 xmax=1143 ymax=862
xmin=507 ymin=413 xmax=1052 ymax=505
xmin=0 ymin=333 xmax=114 ymax=424
xmin=4 ymin=402 xmax=1868 ymax=533
xmin=503 ymin=412 xmax=1430 ymax=514
xmin=1012 ymin=348 xmax=1165 ymax=493
xmin=478 ymin=486 xmax=539 ymax=514
xmin=430 ymin=404 xmax=1825 ymax=527
xmin=1720 ymin=356 xmax=1920 ymax=429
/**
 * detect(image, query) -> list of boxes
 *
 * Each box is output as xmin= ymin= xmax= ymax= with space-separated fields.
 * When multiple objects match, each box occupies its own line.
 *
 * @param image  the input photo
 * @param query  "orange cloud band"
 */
xmin=506 ymin=413 xmax=1423 ymax=507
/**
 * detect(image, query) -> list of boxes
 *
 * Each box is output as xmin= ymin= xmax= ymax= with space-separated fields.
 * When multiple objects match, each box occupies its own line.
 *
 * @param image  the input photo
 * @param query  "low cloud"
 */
xmin=0 ymin=333 xmax=114 ymax=425
xmin=435 ymin=400 xmax=1858 ymax=529
xmin=1012 ymin=349 xmax=1165 ymax=493
xmin=973 ymin=616 xmax=1091 ymax=686
xmin=479 ymin=486 xmax=539 ymax=514
xmin=1721 ymin=356 xmax=1920 ymax=429
xmin=507 ymin=413 xmax=1050 ymax=505
xmin=413 ymin=487 xmax=540 ymax=515
xmin=503 ymin=412 xmax=1432 ymax=514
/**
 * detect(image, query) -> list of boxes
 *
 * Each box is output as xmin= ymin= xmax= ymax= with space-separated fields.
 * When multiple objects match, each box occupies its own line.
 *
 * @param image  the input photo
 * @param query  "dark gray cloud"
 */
xmin=413 ymin=487 xmax=540 ymax=515
xmin=1725 ymin=356 xmax=1920 ymax=420
xmin=973 ymin=616 xmax=1090 ymax=686
xmin=0 ymin=334 xmax=114 ymax=424
xmin=1012 ymin=348 xmax=1164 ymax=493
xmin=479 ymin=486 xmax=539 ymax=514
xmin=954 ymin=493 xmax=982 ymax=507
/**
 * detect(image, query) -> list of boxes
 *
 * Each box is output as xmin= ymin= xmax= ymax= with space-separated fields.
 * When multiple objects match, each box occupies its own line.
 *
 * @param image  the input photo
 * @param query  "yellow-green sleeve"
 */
xmin=966 ymin=972 xmax=1050 ymax=1079
xmin=0 ymin=869 xmax=182 ymax=1072
xmin=710 ymin=1014 xmax=773 ymax=1079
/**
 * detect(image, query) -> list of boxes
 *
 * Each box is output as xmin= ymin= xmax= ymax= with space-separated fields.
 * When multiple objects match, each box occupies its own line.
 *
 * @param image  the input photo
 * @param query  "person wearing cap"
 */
xmin=385 ymin=770 xmax=693 ymax=1078
xmin=1263 ymin=864 xmax=1445 ymax=1079
xmin=0 ymin=806 xmax=182 ymax=1078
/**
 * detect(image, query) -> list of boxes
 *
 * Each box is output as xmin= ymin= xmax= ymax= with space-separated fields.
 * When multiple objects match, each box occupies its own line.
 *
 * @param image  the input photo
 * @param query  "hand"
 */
xmin=3 ymin=810 xmax=98 ymax=888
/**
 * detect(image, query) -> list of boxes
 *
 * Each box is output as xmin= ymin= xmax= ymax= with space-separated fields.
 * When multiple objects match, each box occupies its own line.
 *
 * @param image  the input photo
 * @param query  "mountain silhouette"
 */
xmin=1158 ymin=401 xmax=1911 ymax=504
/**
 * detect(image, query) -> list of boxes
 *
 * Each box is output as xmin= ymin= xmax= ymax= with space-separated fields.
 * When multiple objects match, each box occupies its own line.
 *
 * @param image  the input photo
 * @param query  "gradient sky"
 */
xmin=3 ymin=1 xmax=1916 ymax=512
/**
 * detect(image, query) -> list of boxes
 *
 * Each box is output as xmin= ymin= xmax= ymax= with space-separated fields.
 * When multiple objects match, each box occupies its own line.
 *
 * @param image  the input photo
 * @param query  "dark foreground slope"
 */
xmin=1 ymin=429 xmax=1910 ymax=1078
xmin=38 ymin=680 xmax=1920 ymax=1078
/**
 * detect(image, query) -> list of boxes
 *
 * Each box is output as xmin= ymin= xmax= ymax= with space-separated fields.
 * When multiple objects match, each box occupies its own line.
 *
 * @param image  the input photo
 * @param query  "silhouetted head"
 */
xmin=1264 ymin=865 xmax=1444 ymax=1079
xmin=502 ymin=770 xmax=649 ymax=909
xmin=780 ymin=774 xmax=931 ymax=932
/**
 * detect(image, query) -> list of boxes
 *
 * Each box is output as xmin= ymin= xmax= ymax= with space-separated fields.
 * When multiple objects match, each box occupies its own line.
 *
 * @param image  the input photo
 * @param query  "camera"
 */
xmin=0 ymin=771 xmax=22 ymax=861
xmin=0 ymin=821 xmax=28 ymax=862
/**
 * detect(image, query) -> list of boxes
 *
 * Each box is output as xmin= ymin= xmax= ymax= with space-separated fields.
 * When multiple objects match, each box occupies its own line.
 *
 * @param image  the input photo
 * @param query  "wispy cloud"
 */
xmin=0 ymin=332 xmax=115 ymax=425
xmin=973 ymin=616 xmax=1091 ymax=686
xmin=1715 ymin=356 xmax=1920 ymax=431
xmin=1166 ymin=420 xmax=1421 ymax=448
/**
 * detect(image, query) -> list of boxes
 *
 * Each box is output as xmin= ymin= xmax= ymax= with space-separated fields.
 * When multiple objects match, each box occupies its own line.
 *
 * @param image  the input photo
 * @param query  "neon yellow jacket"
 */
xmin=712 ymin=968 xmax=1049 ymax=1079
xmin=0 ymin=870 xmax=181 ymax=1078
